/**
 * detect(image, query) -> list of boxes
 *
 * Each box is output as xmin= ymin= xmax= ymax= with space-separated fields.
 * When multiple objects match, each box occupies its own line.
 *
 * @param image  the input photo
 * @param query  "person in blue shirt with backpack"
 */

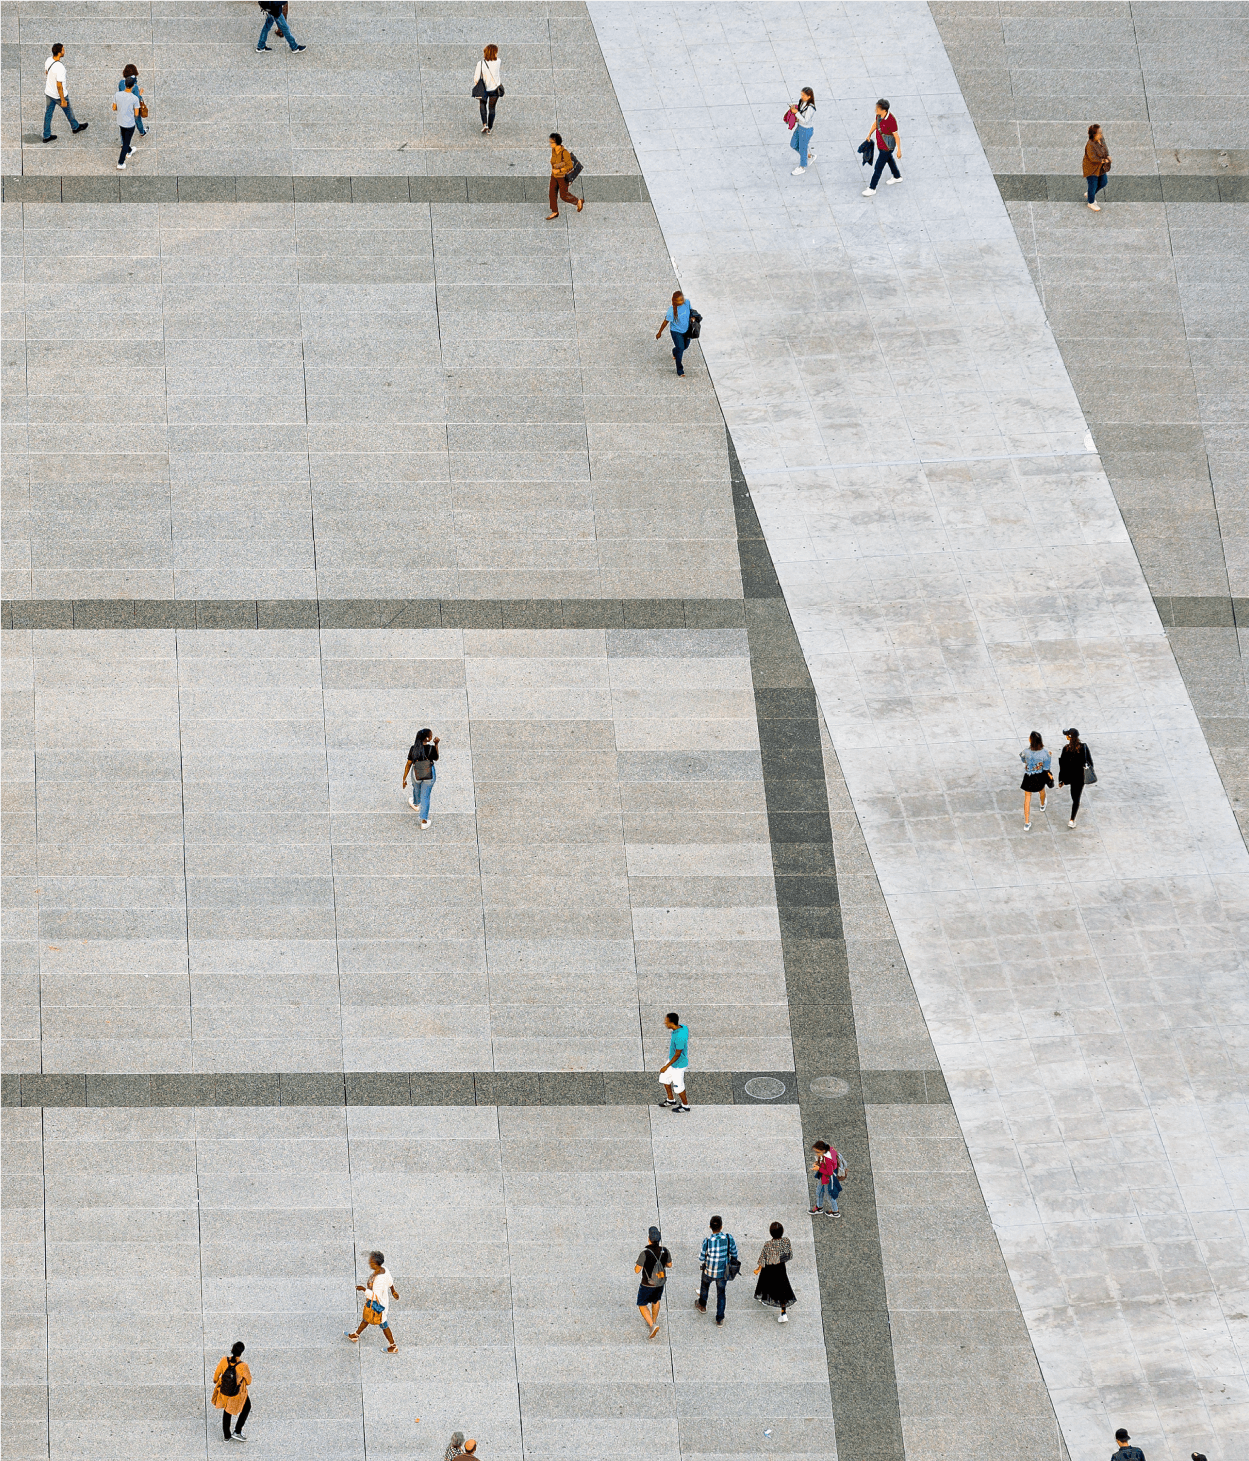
xmin=656 ymin=291 xmax=701 ymax=378
xmin=695 ymin=1215 xmax=740 ymax=1324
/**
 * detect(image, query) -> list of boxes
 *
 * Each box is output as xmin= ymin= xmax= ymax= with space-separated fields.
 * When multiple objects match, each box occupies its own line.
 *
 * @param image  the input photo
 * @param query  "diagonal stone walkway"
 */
xmin=590 ymin=4 xmax=1249 ymax=1460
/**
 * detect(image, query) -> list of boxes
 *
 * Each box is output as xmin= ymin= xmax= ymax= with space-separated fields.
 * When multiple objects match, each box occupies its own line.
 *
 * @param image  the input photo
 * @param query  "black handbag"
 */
xmin=568 ymin=152 xmax=583 ymax=182
xmin=685 ymin=310 xmax=702 ymax=340
xmin=1084 ymin=746 xmax=1097 ymax=784
xmin=472 ymin=76 xmax=487 ymax=98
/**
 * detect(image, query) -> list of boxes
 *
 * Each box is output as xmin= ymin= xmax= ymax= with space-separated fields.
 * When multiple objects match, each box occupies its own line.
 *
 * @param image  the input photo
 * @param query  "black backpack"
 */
xmin=218 ymin=1357 xmax=240 ymax=1397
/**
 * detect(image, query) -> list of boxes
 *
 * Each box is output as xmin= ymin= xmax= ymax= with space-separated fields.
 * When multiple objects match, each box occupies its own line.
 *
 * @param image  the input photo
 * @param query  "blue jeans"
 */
xmin=671 ymin=329 xmax=688 ymax=375
xmin=1087 ymin=173 xmax=1107 ymax=203
xmin=43 ymin=94 xmax=81 ymax=138
xmin=814 ymin=1177 xmax=840 ymax=1212
xmin=699 ymin=1271 xmax=727 ymax=1320
xmin=259 ymin=11 xmax=299 ymax=49
xmin=119 ymin=80 xmax=146 ymax=135
xmin=790 ymin=125 xmax=813 ymax=168
xmin=870 ymin=149 xmax=901 ymax=188
xmin=410 ymin=763 xmax=435 ymax=819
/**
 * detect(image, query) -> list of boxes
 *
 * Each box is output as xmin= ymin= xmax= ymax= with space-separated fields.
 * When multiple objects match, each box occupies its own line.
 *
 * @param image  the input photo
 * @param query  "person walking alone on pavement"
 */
xmin=789 ymin=87 xmax=817 ymax=174
xmin=695 ymin=1215 xmax=739 ymax=1324
xmin=1058 ymin=727 xmax=1094 ymax=828
xmin=635 ymin=1225 xmax=671 ymax=1338
xmin=808 ymin=1140 xmax=842 ymax=1217
xmin=211 ymin=1341 xmax=252 ymax=1442
xmin=754 ymin=1221 xmax=796 ymax=1322
xmin=1019 ymin=730 xmax=1051 ymax=830
xmin=862 ymin=99 xmax=901 ymax=195
xmin=402 ymin=727 xmax=439 ymax=827
xmin=658 ymin=1012 xmax=690 ymax=1111
xmin=345 ymin=1250 xmax=399 ymax=1353
xmin=112 ymin=73 xmax=142 ymax=170
xmin=119 ymin=64 xmax=147 ymax=141
xmin=546 ymin=133 xmax=582 ymax=219
xmin=1084 ymin=123 xmax=1111 ymax=209
xmin=473 ymin=44 xmax=502 ymax=133
xmin=257 ymin=1 xmax=306 ymax=53
xmin=42 ymin=43 xmax=88 ymax=143
xmin=655 ymin=291 xmax=700 ymax=378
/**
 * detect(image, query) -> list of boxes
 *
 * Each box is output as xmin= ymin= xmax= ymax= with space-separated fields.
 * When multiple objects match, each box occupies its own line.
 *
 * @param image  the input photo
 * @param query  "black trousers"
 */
xmin=118 ymin=126 xmax=135 ymax=166
xmin=223 ymin=1397 xmax=251 ymax=1438
xmin=1069 ymin=780 xmax=1084 ymax=820
xmin=870 ymin=149 xmax=900 ymax=187
xmin=478 ymin=90 xmax=499 ymax=128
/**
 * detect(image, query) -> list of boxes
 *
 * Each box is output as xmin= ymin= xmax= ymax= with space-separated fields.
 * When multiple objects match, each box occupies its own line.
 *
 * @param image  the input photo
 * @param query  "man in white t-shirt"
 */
xmin=43 ymin=43 xmax=88 ymax=144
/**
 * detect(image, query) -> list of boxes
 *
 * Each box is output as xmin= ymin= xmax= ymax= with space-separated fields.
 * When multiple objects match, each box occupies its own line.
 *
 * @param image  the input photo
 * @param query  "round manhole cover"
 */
xmin=743 ymin=1077 xmax=787 ymax=1100
xmin=810 ymin=1077 xmax=850 ymax=1099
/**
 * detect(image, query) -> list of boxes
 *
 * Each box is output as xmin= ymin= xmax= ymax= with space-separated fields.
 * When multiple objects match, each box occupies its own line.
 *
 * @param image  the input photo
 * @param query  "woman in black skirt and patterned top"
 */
xmin=754 ymin=1221 xmax=796 ymax=1322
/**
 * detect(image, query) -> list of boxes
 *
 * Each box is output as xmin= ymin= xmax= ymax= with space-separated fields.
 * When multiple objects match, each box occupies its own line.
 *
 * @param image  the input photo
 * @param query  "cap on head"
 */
xmin=1063 ymin=727 xmax=1079 ymax=737
xmin=1115 ymin=1431 xmax=1130 ymax=1443
xmin=648 ymin=1225 xmax=661 ymax=1243
xmin=464 ymin=1444 xmax=477 ymax=1456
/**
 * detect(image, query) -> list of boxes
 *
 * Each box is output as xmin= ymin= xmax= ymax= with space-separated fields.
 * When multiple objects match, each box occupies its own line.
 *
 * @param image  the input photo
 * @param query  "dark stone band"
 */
xmin=1 ymin=173 xmax=650 ymax=205
xmin=995 ymin=171 xmax=1248 ymax=203
xmin=1 ymin=1067 xmax=950 ymax=1110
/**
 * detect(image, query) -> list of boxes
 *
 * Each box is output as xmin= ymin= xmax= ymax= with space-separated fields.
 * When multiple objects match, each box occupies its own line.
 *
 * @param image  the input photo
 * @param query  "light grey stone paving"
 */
xmin=931 ymin=1 xmax=1249 ymax=841
xmin=3 ymin=1102 xmax=833 ymax=1461
xmin=590 ymin=4 xmax=1249 ymax=1460
xmin=1 ymin=625 xmax=787 ymax=1076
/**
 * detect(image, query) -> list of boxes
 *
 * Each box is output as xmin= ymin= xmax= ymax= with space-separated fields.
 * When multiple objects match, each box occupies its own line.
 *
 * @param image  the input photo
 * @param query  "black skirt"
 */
xmin=755 ymin=1263 xmax=796 ymax=1309
xmin=1021 ymin=771 xmax=1048 ymax=792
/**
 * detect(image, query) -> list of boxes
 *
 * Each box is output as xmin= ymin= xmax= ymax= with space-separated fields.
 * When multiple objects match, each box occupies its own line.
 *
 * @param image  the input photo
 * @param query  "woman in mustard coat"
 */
xmin=212 ymin=1341 xmax=251 ymax=1442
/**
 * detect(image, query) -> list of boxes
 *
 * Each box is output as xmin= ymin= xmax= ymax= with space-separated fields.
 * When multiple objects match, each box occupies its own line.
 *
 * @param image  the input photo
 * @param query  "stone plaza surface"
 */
xmin=590 ymin=3 xmax=1248 ymax=1460
xmin=1 ymin=3 xmax=1244 ymax=1461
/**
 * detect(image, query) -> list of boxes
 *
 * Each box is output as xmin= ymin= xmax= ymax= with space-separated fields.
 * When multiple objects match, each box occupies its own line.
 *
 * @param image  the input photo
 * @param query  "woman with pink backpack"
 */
xmin=808 ymin=1139 xmax=844 ymax=1217
xmin=785 ymin=87 xmax=817 ymax=175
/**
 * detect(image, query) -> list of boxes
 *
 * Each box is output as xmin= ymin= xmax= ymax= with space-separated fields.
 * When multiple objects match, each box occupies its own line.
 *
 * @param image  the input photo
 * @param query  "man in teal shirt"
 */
xmin=659 ymin=1012 xmax=690 ymax=1112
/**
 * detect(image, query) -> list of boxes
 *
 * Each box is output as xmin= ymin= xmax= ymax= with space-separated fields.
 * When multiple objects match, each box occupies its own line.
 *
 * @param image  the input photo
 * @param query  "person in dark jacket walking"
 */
xmin=1112 ymin=1428 xmax=1146 ymax=1461
xmin=1084 ymin=124 xmax=1111 ymax=209
xmin=402 ymin=728 xmax=439 ymax=826
xmin=1058 ymin=728 xmax=1094 ymax=828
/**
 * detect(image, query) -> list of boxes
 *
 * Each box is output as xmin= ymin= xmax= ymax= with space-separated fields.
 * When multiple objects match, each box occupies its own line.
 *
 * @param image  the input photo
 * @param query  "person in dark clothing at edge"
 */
xmin=1112 ymin=1428 xmax=1146 ymax=1461
xmin=1058 ymin=727 xmax=1094 ymax=828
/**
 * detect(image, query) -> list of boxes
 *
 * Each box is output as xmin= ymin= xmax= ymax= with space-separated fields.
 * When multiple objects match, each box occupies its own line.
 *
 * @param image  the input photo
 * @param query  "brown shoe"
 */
xmin=576 ymin=197 xmax=583 ymax=212
xmin=546 ymin=211 xmax=558 ymax=220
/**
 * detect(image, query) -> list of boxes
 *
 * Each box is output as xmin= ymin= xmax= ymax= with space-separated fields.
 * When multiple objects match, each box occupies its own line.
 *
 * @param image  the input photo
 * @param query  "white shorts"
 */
xmin=663 ymin=1067 xmax=686 ymax=1093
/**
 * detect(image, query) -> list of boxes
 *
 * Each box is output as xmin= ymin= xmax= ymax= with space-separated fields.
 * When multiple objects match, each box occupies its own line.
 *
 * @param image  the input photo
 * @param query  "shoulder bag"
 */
xmin=471 ymin=65 xmax=487 ymax=98
xmin=568 ymin=152 xmax=584 ymax=182
xmin=685 ymin=309 xmax=702 ymax=340
xmin=1084 ymin=745 xmax=1097 ymax=784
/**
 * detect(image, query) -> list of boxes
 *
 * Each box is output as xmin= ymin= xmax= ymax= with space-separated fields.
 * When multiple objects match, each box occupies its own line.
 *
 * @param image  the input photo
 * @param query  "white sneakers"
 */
xmin=861 ymin=187 xmax=875 ymax=195
xmin=778 ymin=1312 xmax=788 ymax=1323
xmin=886 ymin=174 xmax=902 ymax=184
xmin=1023 ymin=821 xmax=1031 ymax=831
xmin=1068 ymin=819 xmax=1077 ymax=828
xmin=420 ymin=819 xmax=430 ymax=829
xmin=792 ymin=166 xmax=806 ymax=175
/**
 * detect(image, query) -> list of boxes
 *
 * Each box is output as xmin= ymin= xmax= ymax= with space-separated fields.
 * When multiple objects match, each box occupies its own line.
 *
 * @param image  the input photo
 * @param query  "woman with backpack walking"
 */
xmin=211 ymin=1341 xmax=251 ymax=1442
xmin=655 ymin=291 xmax=701 ymax=378
xmin=808 ymin=1140 xmax=842 ymax=1217
xmin=546 ymin=133 xmax=583 ymax=219
xmin=402 ymin=727 xmax=439 ymax=827
xmin=1058 ymin=727 xmax=1095 ymax=827
xmin=1019 ymin=730 xmax=1051 ymax=830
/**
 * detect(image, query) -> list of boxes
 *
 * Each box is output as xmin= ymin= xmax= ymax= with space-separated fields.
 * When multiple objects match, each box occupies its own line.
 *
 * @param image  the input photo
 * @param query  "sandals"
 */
xmin=546 ymin=212 xmax=558 ymax=220
xmin=648 ymin=1324 xmax=660 ymax=1339
xmin=386 ymin=1344 xmax=398 ymax=1354
xmin=576 ymin=198 xmax=583 ymax=212
xmin=345 ymin=1331 xmax=359 ymax=1343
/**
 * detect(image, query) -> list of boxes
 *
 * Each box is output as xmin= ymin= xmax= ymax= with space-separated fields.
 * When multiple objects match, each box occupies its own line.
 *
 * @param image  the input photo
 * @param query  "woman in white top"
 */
xmin=473 ymin=44 xmax=502 ymax=134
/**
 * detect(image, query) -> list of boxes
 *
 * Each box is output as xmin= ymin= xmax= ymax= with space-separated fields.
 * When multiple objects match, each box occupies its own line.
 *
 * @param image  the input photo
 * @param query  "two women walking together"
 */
xmin=1020 ymin=729 xmax=1095 ymax=830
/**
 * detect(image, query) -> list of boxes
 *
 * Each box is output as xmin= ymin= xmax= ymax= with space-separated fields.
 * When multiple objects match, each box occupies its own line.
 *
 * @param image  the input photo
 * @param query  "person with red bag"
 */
xmin=786 ymin=87 xmax=817 ymax=174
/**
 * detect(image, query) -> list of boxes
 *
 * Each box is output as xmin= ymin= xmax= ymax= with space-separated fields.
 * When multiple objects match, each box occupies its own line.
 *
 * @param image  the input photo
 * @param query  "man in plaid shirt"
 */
xmin=695 ymin=1215 xmax=739 ymax=1324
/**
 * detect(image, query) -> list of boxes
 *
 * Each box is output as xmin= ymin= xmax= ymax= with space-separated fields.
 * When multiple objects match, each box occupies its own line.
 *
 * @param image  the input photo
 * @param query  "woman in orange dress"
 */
xmin=211 ymin=1341 xmax=251 ymax=1442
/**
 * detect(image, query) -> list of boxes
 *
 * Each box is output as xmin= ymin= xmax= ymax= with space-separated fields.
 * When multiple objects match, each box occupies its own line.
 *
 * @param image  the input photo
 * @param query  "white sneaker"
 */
xmin=1023 ymin=822 xmax=1031 ymax=831
xmin=117 ymin=161 xmax=127 ymax=170
xmin=807 ymin=150 xmax=816 ymax=161
xmin=861 ymin=187 xmax=875 ymax=196
xmin=791 ymin=166 xmax=806 ymax=175
xmin=1068 ymin=819 xmax=1076 ymax=828
xmin=407 ymin=799 xmax=418 ymax=811
xmin=420 ymin=819 xmax=430 ymax=828
xmin=778 ymin=1312 xmax=788 ymax=1323
xmin=886 ymin=174 xmax=902 ymax=184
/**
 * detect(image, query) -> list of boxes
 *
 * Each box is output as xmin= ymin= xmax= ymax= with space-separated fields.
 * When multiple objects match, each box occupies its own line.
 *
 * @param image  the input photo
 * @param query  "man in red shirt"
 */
xmin=863 ymin=98 xmax=902 ymax=195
